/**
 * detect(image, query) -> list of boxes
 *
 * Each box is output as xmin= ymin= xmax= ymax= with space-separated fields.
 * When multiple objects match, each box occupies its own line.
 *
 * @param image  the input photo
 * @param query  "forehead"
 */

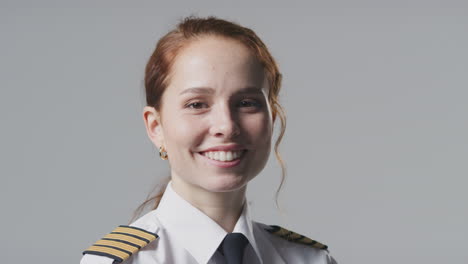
xmin=166 ymin=36 xmax=267 ymax=94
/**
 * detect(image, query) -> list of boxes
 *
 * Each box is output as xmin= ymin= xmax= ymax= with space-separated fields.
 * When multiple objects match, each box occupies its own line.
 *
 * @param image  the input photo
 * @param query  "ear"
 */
xmin=142 ymin=106 xmax=164 ymax=149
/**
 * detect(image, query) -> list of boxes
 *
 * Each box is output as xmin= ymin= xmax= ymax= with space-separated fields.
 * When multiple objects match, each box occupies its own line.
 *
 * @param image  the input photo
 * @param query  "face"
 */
xmin=146 ymin=36 xmax=273 ymax=194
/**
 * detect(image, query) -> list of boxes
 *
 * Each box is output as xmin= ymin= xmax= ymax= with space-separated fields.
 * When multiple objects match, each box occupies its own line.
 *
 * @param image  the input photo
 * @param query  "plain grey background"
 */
xmin=1 ymin=1 xmax=467 ymax=263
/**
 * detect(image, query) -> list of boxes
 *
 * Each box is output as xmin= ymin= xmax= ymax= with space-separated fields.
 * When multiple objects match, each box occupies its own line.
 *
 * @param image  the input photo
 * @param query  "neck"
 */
xmin=171 ymin=177 xmax=247 ymax=233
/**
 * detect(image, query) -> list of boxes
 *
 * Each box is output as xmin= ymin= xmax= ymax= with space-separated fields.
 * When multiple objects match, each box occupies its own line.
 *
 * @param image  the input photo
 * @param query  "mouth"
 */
xmin=199 ymin=150 xmax=247 ymax=162
xmin=198 ymin=149 xmax=247 ymax=168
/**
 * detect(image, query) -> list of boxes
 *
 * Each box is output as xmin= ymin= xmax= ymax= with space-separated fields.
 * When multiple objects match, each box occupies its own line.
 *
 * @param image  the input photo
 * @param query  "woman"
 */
xmin=81 ymin=16 xmax=337 ymax=264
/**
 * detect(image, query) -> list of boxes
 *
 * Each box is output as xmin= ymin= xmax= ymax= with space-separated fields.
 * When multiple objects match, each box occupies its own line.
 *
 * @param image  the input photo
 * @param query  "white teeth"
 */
xmin=226 ymin=151 xmax=233 ymax=161
xmin=202 ymin=150 xmax=244 ymax=162
xmin=219 ymin=151 xmax=226 ymax=161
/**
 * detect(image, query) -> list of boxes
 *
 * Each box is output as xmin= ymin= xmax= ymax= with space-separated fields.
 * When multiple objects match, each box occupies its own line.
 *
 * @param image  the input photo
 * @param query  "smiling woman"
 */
xmin=149 ymin=35 xmax=273 ymax=200
xmin=80 ymin=16 xmax=337 ymax=264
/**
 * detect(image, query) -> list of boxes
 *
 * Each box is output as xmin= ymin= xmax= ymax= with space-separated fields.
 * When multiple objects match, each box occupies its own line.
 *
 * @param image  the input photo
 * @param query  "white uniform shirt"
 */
xmin=81 ymin=182 xmax=337 ymax=264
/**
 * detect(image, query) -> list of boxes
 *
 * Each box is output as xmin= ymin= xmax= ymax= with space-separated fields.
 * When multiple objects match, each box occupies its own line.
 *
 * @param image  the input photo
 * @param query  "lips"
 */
xmin=200 ymin=144 xmax=245 ymax=152
xmin=201 ymin=150 xmax=246 ymax=162
xmin=197 ymin=144 xmax=247 ymax=167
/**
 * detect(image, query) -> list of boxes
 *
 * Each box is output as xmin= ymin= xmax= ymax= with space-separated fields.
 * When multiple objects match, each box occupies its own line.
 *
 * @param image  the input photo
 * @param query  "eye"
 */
xmin=186 ymin=101 xmax=208 ymax=109
xmin=238 ymin=99 xmax=262 ymax=108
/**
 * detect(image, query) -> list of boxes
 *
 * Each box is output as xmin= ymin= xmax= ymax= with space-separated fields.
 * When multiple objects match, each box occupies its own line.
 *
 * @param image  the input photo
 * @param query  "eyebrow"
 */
xmin=179 ymin=86 xmax=264 ymax=95
xmin=179 ymin=87 xmax=214 ymax=95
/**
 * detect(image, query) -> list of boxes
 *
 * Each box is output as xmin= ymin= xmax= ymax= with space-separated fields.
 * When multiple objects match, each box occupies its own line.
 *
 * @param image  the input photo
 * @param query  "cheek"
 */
xmin=243 ymin=114 xmax=272 ymax=141
xmin=164 ymin=115 xmax=205 ymax=151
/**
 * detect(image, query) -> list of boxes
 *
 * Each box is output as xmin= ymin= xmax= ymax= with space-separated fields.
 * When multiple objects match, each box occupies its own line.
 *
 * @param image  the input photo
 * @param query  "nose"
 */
xmin=209 ymin=103 xmax=240 ymax=139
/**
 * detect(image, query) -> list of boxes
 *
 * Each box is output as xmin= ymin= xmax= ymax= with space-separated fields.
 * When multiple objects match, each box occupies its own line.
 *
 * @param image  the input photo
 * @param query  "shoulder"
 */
xmin=260 ymin=223 xmax=329 ymax=250
xmin=254 ymin=222 xmax=338 ymax=264
xmin=80 ymin=211 xmax=161 ymax=264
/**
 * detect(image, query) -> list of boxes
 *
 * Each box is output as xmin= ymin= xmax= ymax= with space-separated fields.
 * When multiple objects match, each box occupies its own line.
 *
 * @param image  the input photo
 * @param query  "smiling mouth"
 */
xmin=199 ymin=150 xmax=247 ymax=162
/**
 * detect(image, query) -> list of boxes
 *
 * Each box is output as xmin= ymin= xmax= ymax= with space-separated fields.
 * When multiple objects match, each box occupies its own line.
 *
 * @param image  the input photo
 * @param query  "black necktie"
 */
xmin=219 ymin=233 xmax=249 ymax=264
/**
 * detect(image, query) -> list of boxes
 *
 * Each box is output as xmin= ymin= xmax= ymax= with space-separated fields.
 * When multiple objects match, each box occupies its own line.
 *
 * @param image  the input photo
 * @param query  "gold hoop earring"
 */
xmin=159 ymin=146 xmax=168 ymax=160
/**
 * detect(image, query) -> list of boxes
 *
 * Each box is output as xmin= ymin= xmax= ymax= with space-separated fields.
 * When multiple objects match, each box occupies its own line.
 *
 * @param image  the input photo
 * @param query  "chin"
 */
xmin=202 ymin=175 xmax=248 ymax=193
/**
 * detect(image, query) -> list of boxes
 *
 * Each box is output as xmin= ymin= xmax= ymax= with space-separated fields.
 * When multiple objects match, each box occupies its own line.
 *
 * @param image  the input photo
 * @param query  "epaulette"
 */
xmin=83 ymin=225 xmax=159 ymax=263
xmin=265 ymin=225 xmax=328 ymax=250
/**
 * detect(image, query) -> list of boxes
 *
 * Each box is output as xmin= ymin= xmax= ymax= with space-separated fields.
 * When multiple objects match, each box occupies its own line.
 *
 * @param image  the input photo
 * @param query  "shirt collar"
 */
xmin=232 ymin=199 xmax=263 ymax=264
xmin=155 ymin=181 xmax=262 ymax=264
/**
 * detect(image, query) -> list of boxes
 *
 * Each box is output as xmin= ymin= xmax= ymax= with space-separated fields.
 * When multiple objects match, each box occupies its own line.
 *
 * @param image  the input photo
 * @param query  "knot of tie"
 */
xmin=219 ymin=233 xmax=250 ymax=264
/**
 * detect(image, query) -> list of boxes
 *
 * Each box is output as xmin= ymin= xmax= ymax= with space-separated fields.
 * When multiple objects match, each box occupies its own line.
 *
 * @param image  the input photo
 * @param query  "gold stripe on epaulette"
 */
xmin=265 ymin=225 xmax=328 ymax=250
xmin=83 ymin=225 xmax=159 ymax=263
xmin=104 ymin=233 xmax=148 ymax=247
xmin=113 ymin=226 xmax=157 ymax=242
xmin=85 ymin=245 xmax=129 ymax=261
xmin=95 ymin=239 xmax=139 ymax=253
